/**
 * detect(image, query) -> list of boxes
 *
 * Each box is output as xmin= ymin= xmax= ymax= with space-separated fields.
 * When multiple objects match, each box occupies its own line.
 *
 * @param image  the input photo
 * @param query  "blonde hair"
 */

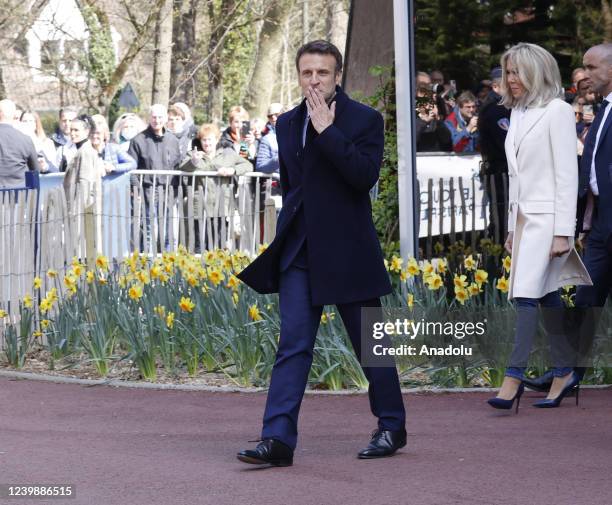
xmin=197 ymin=123 xmax=221 ymax=140
xmin=500 ymin=43 xmax=563 ymax=109
xmin=228 ymin=106 xmax=248 ymax=123
xmin=91 ymin=114 xmax=110 ymax=142
xmin=112 ymin=113 xmax=146 ymax=143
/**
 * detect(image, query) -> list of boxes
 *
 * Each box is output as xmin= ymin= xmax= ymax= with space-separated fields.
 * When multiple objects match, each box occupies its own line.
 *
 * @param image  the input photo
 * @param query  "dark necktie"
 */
xmin=305 ymin=117 xmax=318 ymax=146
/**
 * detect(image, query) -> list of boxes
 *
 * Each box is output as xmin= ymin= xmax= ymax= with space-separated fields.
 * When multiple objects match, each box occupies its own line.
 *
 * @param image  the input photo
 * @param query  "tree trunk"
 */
xmin=98 ymin=0 xmax=168 ymax=114
xmin=302 ymin=0 xmax=309 ymax=44
xmin=151 ymin=0 xmax=174 ymax=105
xmin=243 ymin=0 xmax=290 ymax=117
xmin=205 ymin=0 xmax=232 ymax=123
xmin=0 ymin=66 xmax=6 ymax=100
xmin=170 ymin=0 xmax=198 ymax=103
xmin=326 ymin=0 xmax=348 ymax=54
xmin=603 ymin=0 xmax=612 ymax=42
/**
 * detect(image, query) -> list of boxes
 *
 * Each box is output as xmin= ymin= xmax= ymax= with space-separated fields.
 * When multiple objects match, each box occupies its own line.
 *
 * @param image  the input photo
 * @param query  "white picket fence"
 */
xmin=0 ymin=170 xmax=279 ymax=317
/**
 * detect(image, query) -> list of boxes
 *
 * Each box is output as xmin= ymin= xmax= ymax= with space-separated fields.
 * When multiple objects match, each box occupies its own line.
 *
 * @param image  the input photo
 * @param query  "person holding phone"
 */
xmin=219 ymin=106 xmax=257 ymax=162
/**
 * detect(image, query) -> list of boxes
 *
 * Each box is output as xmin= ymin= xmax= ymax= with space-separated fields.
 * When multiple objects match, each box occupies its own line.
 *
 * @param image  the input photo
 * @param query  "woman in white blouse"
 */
xmin=487 ymin=43 xmax=592 ymax=412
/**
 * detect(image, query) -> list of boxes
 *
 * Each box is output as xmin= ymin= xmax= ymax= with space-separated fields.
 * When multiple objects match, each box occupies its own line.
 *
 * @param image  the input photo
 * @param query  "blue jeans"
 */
xmin=505 ymin=291 xmax=573 ymax=380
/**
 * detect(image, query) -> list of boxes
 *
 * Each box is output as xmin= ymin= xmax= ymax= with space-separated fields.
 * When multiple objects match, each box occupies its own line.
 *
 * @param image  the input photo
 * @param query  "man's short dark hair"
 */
xmin=295 ymin=40 xmax=343 ymax=75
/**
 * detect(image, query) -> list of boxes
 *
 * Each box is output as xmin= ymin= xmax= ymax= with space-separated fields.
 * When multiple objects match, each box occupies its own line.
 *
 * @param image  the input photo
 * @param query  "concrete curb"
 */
xmin=2 ymin=369 xmax=611 ymax=395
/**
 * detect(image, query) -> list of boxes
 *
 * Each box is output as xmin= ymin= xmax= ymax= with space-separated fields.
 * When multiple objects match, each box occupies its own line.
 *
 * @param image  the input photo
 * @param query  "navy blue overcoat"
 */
xmin=237 ymin=86 xmax=391 ymax=306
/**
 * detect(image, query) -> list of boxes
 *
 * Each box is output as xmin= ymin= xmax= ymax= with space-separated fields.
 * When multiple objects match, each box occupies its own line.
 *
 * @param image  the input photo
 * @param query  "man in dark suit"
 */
xmin=236 ymin=40 xmax=406 ymax=467
xmin=524 ymin=43 xmax=612 ymax=394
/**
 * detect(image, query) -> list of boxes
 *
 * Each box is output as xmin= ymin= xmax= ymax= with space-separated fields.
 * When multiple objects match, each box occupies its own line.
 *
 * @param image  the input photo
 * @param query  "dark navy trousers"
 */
xmin=574 ymin=215 xmax=612 ymax=378
xmin=261 ymin=265 xmax=406 ymax=449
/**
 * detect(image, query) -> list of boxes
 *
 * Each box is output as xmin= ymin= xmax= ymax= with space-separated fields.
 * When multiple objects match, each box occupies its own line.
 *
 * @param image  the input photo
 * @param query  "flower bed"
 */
xmin=1 ymin=246 xmax=610 ymax=389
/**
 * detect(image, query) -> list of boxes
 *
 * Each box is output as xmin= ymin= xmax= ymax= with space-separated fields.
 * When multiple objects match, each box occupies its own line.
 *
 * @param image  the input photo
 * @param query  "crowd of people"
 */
xmin=0 ymin=99 xmax=284 ymax=193
xmin=415 ymin=65 xmax=606 ymax=157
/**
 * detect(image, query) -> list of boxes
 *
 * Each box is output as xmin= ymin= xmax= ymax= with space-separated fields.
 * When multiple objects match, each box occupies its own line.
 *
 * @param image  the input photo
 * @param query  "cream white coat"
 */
xmin=505 ymin=98 xmax=592 ymax=299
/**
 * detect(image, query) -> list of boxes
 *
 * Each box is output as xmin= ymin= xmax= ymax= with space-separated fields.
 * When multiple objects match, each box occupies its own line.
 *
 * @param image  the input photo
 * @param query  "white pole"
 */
xmin=393 ymin=0 xmax=417 ymax=259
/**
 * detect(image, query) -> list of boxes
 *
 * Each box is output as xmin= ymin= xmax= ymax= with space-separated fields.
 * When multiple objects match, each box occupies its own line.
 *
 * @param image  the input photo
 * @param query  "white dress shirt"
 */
xmin=589 ymin=92 xmax=612 ymax=195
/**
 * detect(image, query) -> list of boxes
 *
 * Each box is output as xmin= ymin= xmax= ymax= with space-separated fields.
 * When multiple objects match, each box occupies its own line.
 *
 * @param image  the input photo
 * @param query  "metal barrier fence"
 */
xmin=0 ymin=170 xmax=280 ymax=314
xmin=0 ymin=162 xmax=508 ymax=313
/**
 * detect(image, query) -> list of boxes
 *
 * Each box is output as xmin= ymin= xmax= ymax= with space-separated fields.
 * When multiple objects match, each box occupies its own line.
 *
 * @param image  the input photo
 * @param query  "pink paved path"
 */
xmin=1 ymin=376 xmax=611 ymax=505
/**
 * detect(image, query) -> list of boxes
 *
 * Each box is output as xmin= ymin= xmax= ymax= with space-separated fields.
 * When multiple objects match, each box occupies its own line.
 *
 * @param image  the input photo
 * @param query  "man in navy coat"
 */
xmin=236 ymin=40 xmax=406 ymax=466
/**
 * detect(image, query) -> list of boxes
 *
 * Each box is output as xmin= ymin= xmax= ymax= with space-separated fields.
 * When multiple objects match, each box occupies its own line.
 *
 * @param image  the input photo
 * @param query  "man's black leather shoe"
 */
xmin=358 ymin=428 xmax=407 ymax=459
xmin=237 ymin=439 xmax=293 ymax=467
xmin=522 ymin=370 xmax=554 ymax=392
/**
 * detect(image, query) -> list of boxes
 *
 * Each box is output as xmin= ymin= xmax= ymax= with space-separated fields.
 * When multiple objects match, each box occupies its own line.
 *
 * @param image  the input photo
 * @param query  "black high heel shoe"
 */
xmin=532 ymin=371 xmax=580 ymax=408
xmin=487 ymin=383 xmax=525 ymax=413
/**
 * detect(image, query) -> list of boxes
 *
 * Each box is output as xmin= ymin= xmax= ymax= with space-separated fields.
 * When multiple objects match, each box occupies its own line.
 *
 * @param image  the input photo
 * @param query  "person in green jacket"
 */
xmin=180 ymin=123 xmax=251 ymax=251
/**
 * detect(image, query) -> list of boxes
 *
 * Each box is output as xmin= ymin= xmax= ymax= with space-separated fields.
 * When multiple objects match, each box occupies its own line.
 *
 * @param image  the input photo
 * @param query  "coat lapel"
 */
xmin=514 ymin=106 xmax=547 ymax=154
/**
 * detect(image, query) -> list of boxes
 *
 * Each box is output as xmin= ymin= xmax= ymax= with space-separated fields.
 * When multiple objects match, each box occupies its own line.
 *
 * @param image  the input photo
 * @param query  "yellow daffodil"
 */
xmin=475 ymin=269 xmax=489 ymax=286
xmin=72 ymin=264 xmax=84 ymax=277
xmin=86 ymin=271 xmax=95 ymax=284
xmin=96 ymin=255 xmax=109 ymax=271
xmin=227 ymin=275 xmax=240 ymax=290
xmin=468 ymin=283 xmax=482 ymax=296
xmin=166 ymin=312 xmax=175 ymax=329
xmin=33 ymin=277 xmax=42 ymax=289
xmin=23 ymin=294 xmax=33 ymax=308
xmin=232 ymin=292 xmax=239 ymax=306
xmin=453 ymin=274 xmax=468 ymax=289
xmin=98 ymin=275 xmax=107 ymax=285
xmin=321 ymin=313 xmax=329 ymax=324
xmin=154 ymin=305 xmax=166 ymax=317
xmin=187 ymin=276 xmax=199 ymax=287
xmin=496 ymin=277 xmax=509 ymax=293
xmin=248 ymin=303 xmax=263 ymax=321
xmin=426 ymin=274 xmax=443 ymax=290
xmin=118 ymin=276 xmax=127 ymax=288
xmin=33 ymin=331 xmax=43 ymax=338
xmin=399 ymin=269 xmax=409 ymax=282
xmin=179 ymin=296 xmax=195 ymax=312
xmin=128 ymin=284 xmax=143 ymax=300
xmin=0 ymin=309 xmax=7 ymax=318
xmin=464 ymin=254 xmax=477 ymax=271
xmin=39 ymin=298 xmax=51 ymax=314
xmin=41 ymin=319 xmax=50 ymax=330
xmin=407 ymin=293 xmax=414 ymax=309
xmin=63 ymin=275 xmax=77 ymax=290
xmin=436 ymin=258 xmax=448 ymax=274
xmin=138 ymin=271 xmax=150 ymax=285
xmin=455 ymin=288 xmax=469 ymax=305
xmin=503 ymin=256 xmax=512 ymax=273
xmin=389 ymin=255 xmax=403 ymax=273
xmin=421 ymin=260 xmax=434 ymax=276
xmin=407 ymin=258 xmax=420 ymax=276
xmin=150 ymin=264 xmax=162 ymax=279
xmin=47 ymin=288 xmax=58 ymax=303
xmin=47 ymin=269 xmax=58 ymax=278
xmin=208 ymin=269 xmax=224 ymax=287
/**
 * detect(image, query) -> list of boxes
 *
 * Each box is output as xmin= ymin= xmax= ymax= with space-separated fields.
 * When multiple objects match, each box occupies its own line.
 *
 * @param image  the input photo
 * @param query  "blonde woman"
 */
xmin=487 ymin=43 xmax=592 ymax=412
